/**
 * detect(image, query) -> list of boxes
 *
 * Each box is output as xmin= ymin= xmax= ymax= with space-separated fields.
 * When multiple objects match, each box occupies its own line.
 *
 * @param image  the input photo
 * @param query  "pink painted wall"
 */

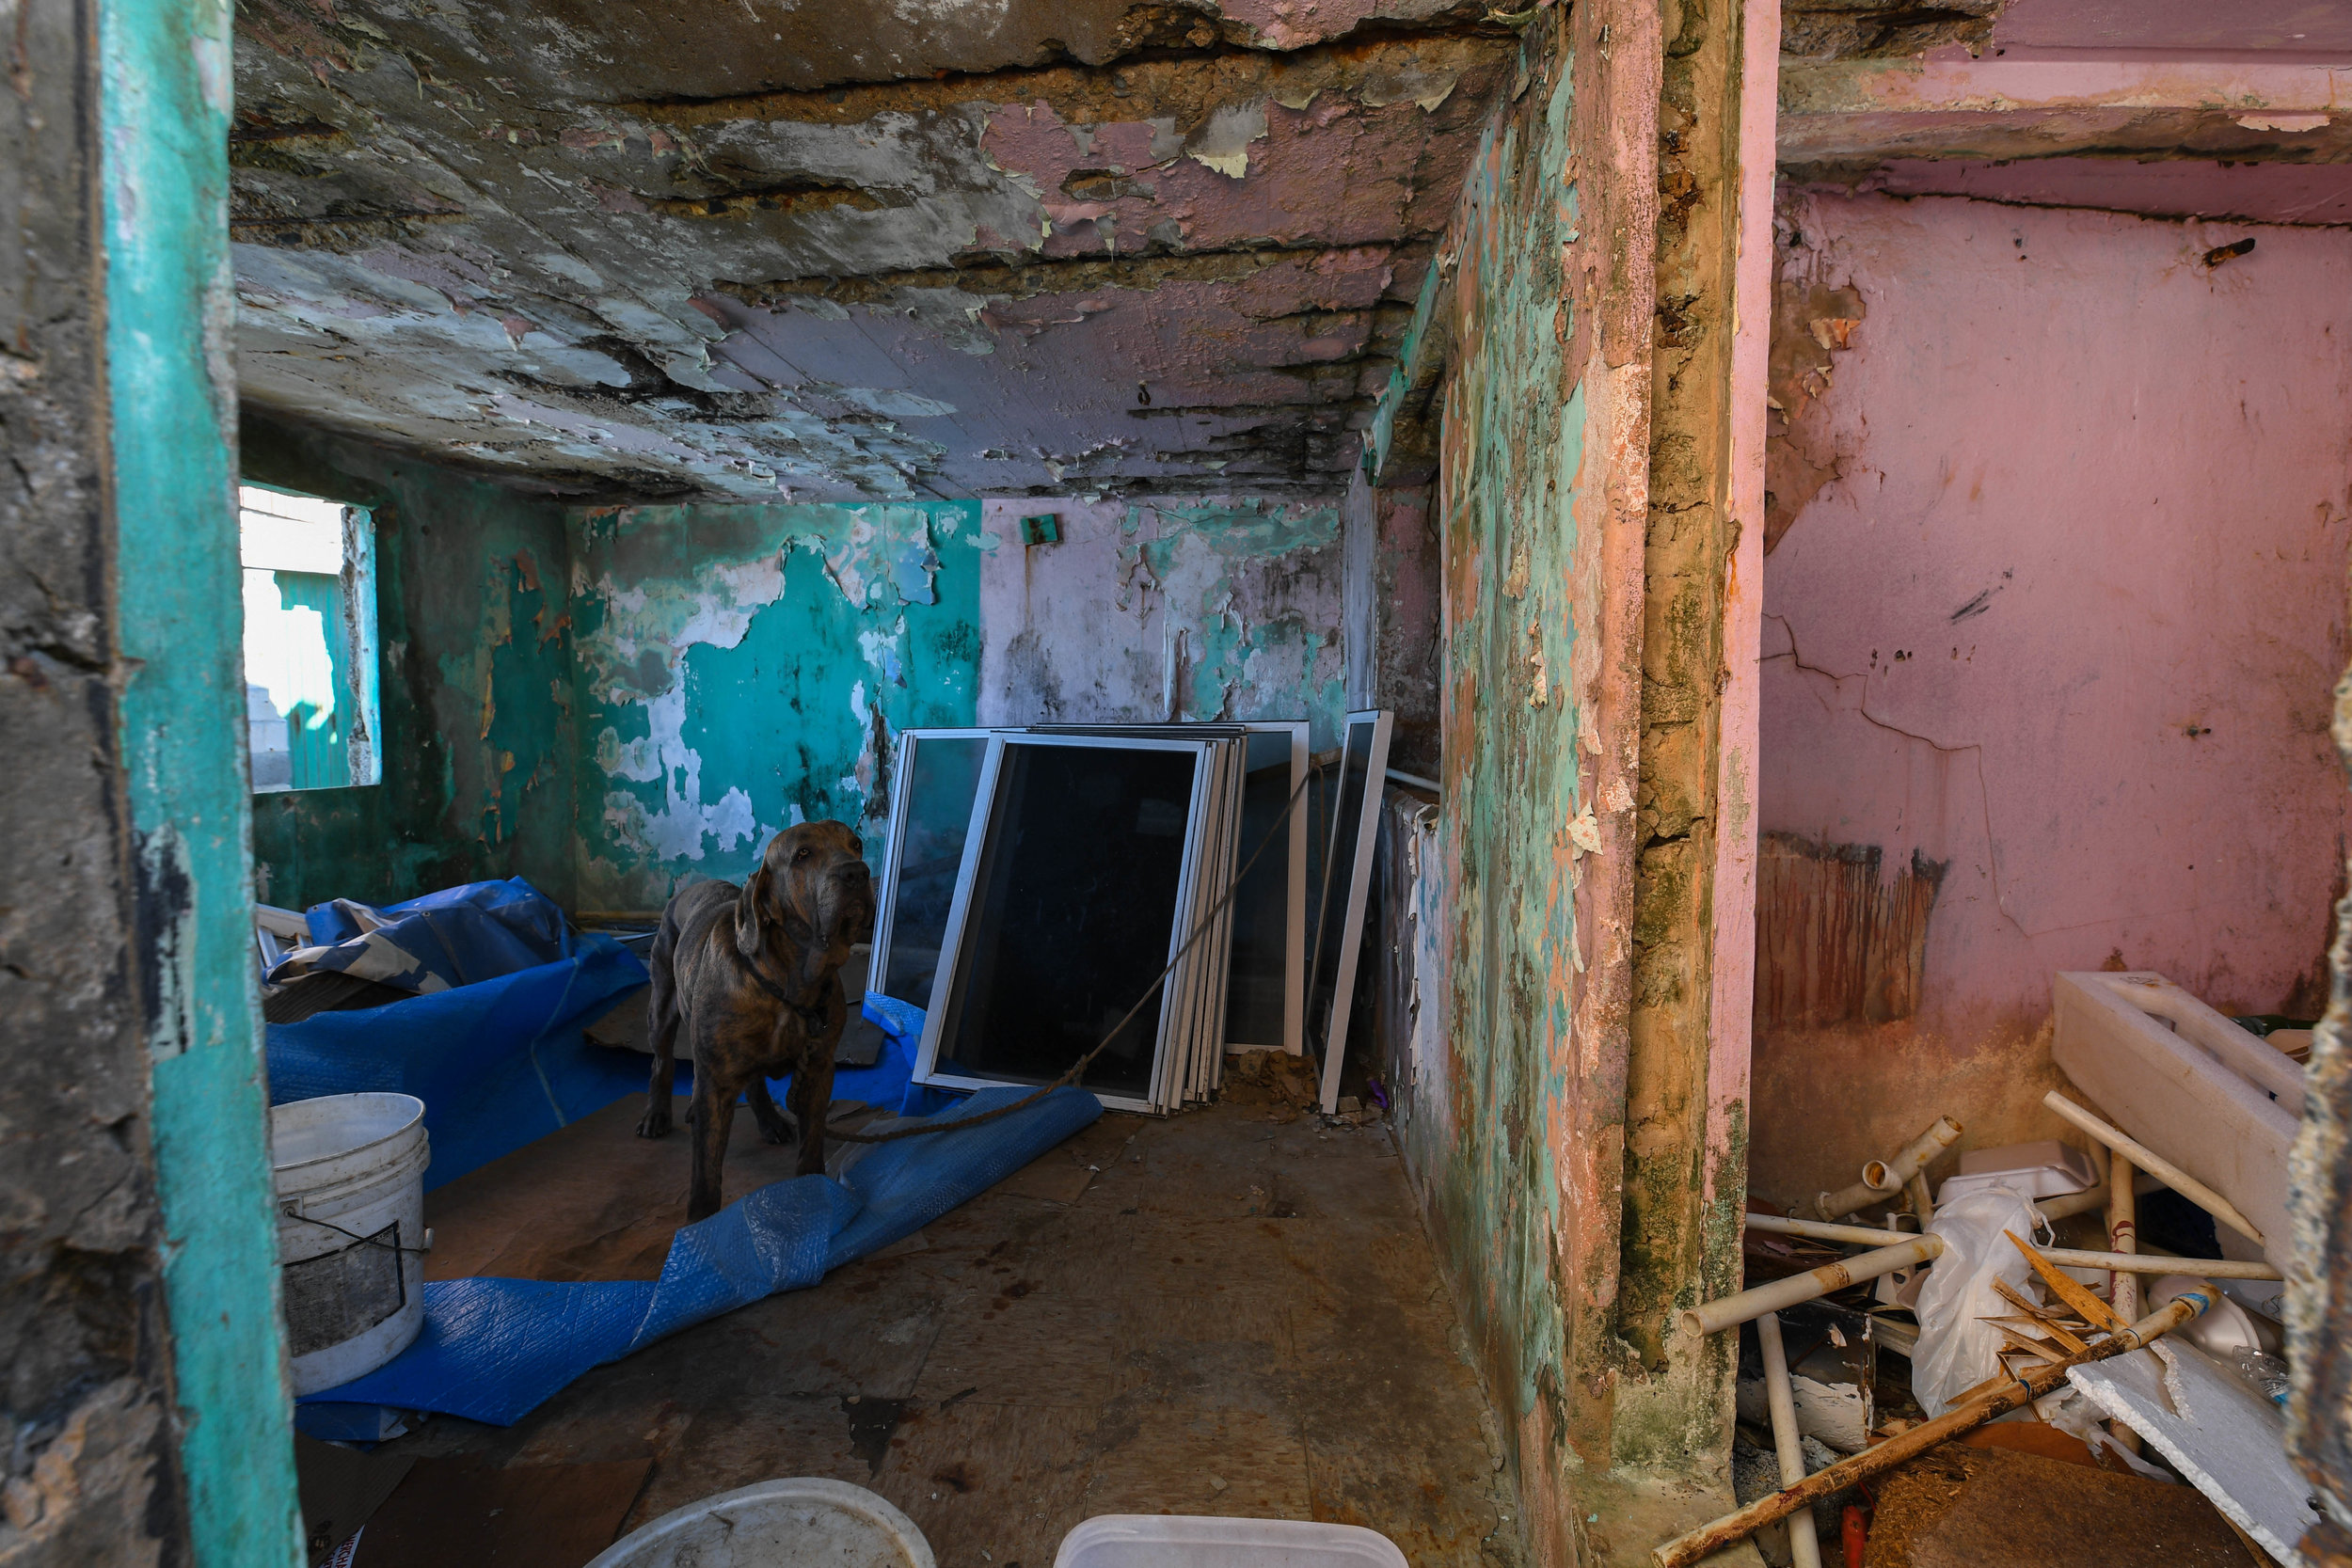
xmin=1752 ymin=191 xmax=2352 ymax=1205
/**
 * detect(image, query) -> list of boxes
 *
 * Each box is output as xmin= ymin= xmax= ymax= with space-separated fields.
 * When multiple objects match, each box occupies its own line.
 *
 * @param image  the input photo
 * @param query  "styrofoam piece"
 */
xmin=588 ymin=1478 xmax=933 ymax=1568
xmin=1055 ymin=1515 xmax=1408 ymax=1568
xmin=2067 ymin=1338 xmax=2317 ymax=1562
xmin=2051 ymin=972 xmax=2298 ymax=1272
xmin=2147 ymin=1275 xmax=2281 ymax=1359
xmin=1935 ymin=1139 xmax=2096 ymax=1206
xmin=1735 ymin=1363 xmax=1872 ymax=1454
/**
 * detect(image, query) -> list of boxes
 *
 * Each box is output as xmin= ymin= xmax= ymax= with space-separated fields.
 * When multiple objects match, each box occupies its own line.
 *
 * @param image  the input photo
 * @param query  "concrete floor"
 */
xmin=384 ymin=1094 xmax=1523 ymax=1568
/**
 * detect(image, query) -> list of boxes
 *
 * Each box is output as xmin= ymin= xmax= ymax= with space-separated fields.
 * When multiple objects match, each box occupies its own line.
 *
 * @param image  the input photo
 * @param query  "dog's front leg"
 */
xmin=638 ymin=1011 xmax=678 ymax=1139
xmin=789 ymin=1049 xmax=838 ymax=1178
xmin=637 ymin=949 xmax=680 ymax=1139
xmin=685 ymin=1072 xmax=739 ymax=1222
xmin=746 ymin=1077 xmax=794 ymax=1146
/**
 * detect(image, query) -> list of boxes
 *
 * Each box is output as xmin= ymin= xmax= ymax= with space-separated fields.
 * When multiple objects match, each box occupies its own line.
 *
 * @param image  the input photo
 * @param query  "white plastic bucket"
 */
xmin=1053 ymin=1516 xmax=1410 ymax=1568
xmin=270 ymin=1092 xmax=430 ymax=1396
xmin=587 ymin=1479 xmax=933 ymax=1568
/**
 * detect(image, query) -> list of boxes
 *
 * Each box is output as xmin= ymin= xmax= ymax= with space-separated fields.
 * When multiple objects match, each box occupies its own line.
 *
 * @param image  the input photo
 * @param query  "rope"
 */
xmin=280 ymin=1207 xmax=433 ymax=1259
xmin=825 ymin=765 xmax=1318 ymax=1145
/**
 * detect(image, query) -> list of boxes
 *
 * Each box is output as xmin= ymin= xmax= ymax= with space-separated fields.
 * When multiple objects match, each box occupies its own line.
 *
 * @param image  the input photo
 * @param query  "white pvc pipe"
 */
xmin=2108 ymin=1151 xmax=2140 ymax=1323
xmin=2032 ymin=1246 xmax=2279 ymax=1281
xmin=1739 ymin=1212 xmax=2280 ymax=1279
xmin=2106 ymin=1150 xmax=2143 ymax=1457
xmin=1685 ymin=1234 xmax=1945 ymax=1337
xmin=1904 ymin=1170 xmax=1934 ymax=1226
xmin=1747 ymin=1213 xmax=1947 ymax=1249
xmin=2042 ymin=1091 xmax=2265 ymax=1246
xmin=1815 ymin=1116 xmax=1963 ymax=1221
xmin=1756 ymin=1312 xmax=1824 ymax=1568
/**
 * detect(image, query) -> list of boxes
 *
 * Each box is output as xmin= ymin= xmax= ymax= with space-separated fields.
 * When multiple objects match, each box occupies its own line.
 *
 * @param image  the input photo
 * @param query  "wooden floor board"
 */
xmin=362 ymin=1099 xmax=1521 ymax=1568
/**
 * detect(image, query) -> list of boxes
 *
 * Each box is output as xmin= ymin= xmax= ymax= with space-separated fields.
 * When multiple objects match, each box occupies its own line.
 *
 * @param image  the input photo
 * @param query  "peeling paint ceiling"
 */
xmin=230 ymin=0 xmax=1517 ymax=501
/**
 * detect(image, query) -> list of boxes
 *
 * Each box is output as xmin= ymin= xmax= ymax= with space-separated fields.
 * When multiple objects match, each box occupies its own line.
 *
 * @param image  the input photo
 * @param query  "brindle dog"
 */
xmin=638 ymin=820 xmax=875 ymax=1220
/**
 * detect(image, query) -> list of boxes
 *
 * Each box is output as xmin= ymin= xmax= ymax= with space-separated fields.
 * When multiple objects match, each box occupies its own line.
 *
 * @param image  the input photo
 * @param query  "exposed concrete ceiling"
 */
xmin=1779 ymin=0 xmax=2352 ymax=209
xmin=230 ymin=1 xmax=1518 ymax=502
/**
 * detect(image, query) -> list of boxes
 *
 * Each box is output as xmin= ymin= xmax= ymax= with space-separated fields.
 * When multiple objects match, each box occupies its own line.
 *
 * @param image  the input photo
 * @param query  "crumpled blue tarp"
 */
xmin=266 ymin=900 xmax=649 ymax=1189
xmin=294 ymin=1085 xmax=1102 ymax=1439
xmin=276 ymin=877 xmax=573 ymax=994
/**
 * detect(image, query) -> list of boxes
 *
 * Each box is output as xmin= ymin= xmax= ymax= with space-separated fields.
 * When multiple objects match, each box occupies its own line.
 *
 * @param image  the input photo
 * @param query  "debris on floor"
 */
xmin=293 ymin=1101 xmax=1510 ymax=1568
xmin=1666 ymin=967 xmax=2313 ymax=1568
xmin=338 ymin=1454 xmax=653 ymax=1568
xmin=294 ymin=1085 xmax=1101 ymax=1441
xmin=1859 ymin=1442 xmax=2250 ymax=1568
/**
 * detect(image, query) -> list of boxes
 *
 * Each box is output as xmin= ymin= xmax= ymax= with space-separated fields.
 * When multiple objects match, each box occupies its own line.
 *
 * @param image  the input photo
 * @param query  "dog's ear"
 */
xmin=735 ymin=867 xmax=771 ymax=959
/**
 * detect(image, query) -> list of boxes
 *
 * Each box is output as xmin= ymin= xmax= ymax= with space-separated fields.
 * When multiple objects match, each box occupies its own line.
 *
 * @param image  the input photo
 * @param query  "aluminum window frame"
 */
xmin=1310 ymin=708 xmax=1394 ymax=1113
xmin=914 ymin=731 xmax=1220 ymax=1116
xmin=866 ymin=726 xmax=997 ymax=1011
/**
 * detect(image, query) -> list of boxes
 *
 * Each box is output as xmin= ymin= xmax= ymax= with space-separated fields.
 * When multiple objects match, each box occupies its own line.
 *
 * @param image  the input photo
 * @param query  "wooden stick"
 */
xmin=2041 ymin=1091 xmax=2265 ymax=1246
xmin=2008 ymin=1231 xmax=2127 ymax=1334
xmin=1682 ymin=1234 xmax=1945 ymax=1337
xmin=1989 ymin=1276 xmax=2077 ymax=1327
xmin=1649 ymin=1289 xmax=2217 ymax=1568
xmin=1993 ymin=1323 xmax=2066 ymax=1364
xmin=1757 ymin=1313 xmax=1824 ymax=1568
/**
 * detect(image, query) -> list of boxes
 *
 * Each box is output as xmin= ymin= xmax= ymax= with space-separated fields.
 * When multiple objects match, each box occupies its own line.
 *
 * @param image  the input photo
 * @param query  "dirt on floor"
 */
xmin=337 ymin=1094 xmax=1522 ymax=1568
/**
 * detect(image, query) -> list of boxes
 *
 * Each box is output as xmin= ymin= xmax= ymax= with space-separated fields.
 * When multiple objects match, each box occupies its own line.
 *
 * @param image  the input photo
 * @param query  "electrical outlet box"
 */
xmin=1020 ymin=514 xmax=1060 ymax=546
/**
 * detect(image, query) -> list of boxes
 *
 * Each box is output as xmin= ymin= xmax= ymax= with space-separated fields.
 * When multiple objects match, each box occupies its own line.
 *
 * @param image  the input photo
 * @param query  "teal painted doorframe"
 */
xmin=101 ymin=0 xmax=306 ymax=1559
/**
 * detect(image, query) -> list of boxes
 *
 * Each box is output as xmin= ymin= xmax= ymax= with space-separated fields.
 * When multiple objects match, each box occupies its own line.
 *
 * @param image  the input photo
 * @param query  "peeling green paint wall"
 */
xmin=103 ymin=0 xmax=305 ymax=1557
xmin=1391 ymin=7 xmax=1663 ymax=1563
xmin=244 ymin=415 xmax=580 ymax=910
xmin=570 ymin=499 xmax=982 ymax=913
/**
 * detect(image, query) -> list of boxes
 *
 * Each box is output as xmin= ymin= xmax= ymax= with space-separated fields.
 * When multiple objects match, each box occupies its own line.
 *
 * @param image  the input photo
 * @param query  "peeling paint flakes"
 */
xmin=1186 ymin=99 xmax=1269 ymax=179
xmin=1566 ymin=809 xmax=1601 ymax=858
xmin=600 ymin=684 xmax=763 ymax=863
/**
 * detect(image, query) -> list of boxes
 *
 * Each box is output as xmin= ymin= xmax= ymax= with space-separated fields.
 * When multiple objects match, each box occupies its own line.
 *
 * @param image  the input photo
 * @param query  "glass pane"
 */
xmin=936 ymin=742 xmax=1200 ymax=1098
xmin=1306 ymin=720 xmax=1377 ymax=1053
xmin=1221 ymin=730 xmax=1294 ymax=1047
xmin=879 ymin=735 xmax=988 ymax=1006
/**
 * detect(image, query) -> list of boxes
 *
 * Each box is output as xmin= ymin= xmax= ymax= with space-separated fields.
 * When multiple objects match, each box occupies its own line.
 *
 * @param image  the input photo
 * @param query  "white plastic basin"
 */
xmin=587 ymin=1479 xmax=933 ymax=1568
xmin=1053 ymin=1515 xmax=1410 ymax=1568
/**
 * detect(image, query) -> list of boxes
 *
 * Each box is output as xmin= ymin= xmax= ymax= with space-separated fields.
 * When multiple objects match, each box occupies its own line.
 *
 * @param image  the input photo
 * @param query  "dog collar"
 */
xmin=727 ymin=942 xmax=834 ymax=1033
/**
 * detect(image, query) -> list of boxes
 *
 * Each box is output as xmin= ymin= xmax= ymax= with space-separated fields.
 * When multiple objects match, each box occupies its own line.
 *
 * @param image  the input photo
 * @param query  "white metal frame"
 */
xmin=1220 ymin=721 xmax=1310 ymax=1056
xmin=915 ymin=732 xmax=1218 ymax=1116
xmin=866 ymin=727 xmax=995 ymax=1009
xmin=1312 ymin=709 xmax=1394 ymax=1114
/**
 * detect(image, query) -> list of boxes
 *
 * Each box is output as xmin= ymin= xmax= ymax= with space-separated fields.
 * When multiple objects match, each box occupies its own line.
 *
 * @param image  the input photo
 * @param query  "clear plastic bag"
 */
xmin=1910 ymin=1184 xmax=2041 ymax=1417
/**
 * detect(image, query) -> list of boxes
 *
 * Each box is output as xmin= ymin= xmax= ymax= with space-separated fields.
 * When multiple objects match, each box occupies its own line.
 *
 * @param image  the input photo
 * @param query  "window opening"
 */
xmin=239 ymin=484 xmax=380 ymax=791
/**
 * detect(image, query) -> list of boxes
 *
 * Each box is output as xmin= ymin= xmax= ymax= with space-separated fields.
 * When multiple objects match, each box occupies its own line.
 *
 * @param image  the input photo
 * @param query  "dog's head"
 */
xmin=737 ymin=820 xmax=876 ymax=986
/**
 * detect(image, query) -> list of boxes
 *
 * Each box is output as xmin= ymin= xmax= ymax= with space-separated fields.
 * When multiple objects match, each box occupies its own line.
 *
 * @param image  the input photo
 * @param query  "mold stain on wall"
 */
xmin=570 ymin=500 xmax=982 ymax=913
xmin=1404 ymin=2 xmax=1660 ymax=1555
xmin=976 ymin=497 xmax=1348 ymax=744
xmin=245 ymin=416 xmax=581 ymax=910
xmin=1754 ymin=192 xmax=2352 ymax=1208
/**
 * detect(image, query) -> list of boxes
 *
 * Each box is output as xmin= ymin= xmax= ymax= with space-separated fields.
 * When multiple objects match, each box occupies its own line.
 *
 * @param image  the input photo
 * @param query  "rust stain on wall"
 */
xmin=1763 ymin=230 xmax=1865 ymax=554
xmin=1755 ymin=832 xmax=1947 ymax=1029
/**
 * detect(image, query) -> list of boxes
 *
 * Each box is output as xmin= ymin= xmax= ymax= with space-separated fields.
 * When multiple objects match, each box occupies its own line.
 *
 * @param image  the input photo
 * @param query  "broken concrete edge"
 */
xmin=105 ymin=0 xmax=307 ymax=1558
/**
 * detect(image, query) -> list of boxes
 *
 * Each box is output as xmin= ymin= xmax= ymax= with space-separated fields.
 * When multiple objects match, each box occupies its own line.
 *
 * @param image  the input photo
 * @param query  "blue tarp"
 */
xmin=268 ymin=883 xmax=1079 ymax=1440
xmin=267 ymin=929 xmax=650 ymax=1190
xmin=296 ymin=1085 xmax=1102 ymax=1439
xmin=286 ymin=877 xmax=576 ymax=992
